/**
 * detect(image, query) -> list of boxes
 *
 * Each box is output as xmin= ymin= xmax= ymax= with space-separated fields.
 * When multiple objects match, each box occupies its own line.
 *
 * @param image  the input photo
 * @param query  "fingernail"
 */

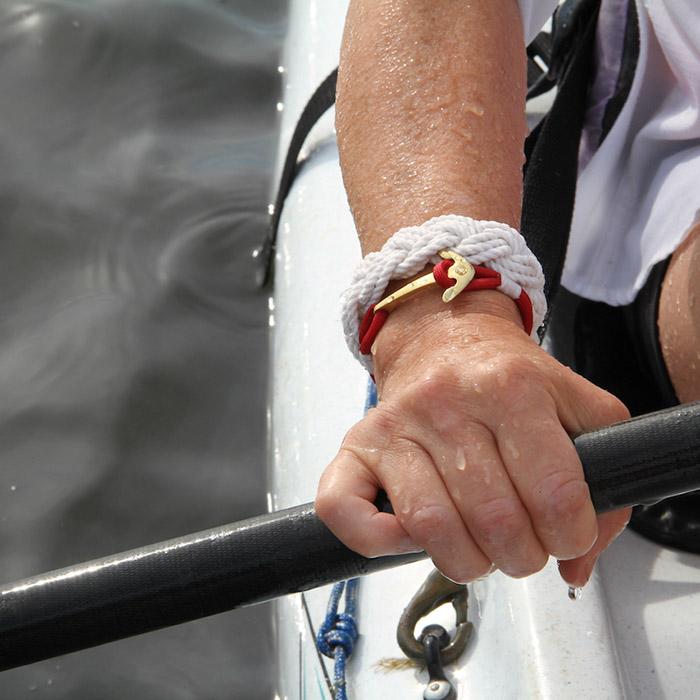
xmin=558 ymin=559 xmax=595 ymax=588
xmin=580 ymin=560 xmax=596 ymax=585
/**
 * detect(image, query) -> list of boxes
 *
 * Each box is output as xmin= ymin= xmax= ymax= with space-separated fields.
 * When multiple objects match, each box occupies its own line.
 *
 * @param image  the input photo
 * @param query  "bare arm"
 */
xmin=317 ymin=0 xmax=631 ymax=586
xmin=337 ymin=0 xmax=526 ymax=246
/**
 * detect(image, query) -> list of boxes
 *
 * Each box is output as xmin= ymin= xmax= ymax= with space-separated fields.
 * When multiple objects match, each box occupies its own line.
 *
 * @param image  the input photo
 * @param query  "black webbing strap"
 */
xmin=521 ymin=0 xmax=600 ymax=310
xmin=259 ymin=68 xmax=338 ymax=286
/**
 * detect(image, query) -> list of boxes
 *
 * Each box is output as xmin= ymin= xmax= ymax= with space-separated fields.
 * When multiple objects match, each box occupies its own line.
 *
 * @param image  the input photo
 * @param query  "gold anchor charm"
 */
xmin=373 ymin=250 xmax=474 ymax=313
xmin=439 ymin=250 xmax=475 ymax=302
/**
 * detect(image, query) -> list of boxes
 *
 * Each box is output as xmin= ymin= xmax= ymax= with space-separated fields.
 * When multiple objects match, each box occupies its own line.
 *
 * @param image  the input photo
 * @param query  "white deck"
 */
xmin=269 ymin=2 xmax=700 ymax=698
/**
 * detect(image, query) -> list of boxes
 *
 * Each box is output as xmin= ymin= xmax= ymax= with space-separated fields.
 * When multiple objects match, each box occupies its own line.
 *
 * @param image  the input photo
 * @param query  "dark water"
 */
xmin=0 ymin=1 xmax=284 ymax=697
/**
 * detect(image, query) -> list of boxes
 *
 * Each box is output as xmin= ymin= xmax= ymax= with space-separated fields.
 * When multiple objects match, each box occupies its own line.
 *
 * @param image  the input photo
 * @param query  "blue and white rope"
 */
xmin=316 ymin=579 xmax=359 ymax=700
xmin=316 ymin=379 xmax=377 ymax=699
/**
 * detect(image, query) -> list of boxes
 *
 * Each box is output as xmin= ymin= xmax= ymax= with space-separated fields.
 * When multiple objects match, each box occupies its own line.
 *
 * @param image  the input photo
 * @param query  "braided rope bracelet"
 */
xmin=340 ymin=215 xmax=546 ymax=374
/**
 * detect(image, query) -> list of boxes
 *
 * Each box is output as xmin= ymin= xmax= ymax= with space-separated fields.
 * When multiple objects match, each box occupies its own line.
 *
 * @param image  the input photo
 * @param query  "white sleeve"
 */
xmin=518 ymin=0 xmax=560 ymax=43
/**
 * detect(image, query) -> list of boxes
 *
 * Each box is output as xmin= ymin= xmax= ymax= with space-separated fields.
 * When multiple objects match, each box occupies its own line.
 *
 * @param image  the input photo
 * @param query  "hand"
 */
xmin=316 ymin=292 xmax=631 ymax=586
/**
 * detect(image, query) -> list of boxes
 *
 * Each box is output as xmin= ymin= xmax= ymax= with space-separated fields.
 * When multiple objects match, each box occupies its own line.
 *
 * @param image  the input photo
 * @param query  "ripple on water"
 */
xmin=0 ymin=0 xmax=284 ymax=697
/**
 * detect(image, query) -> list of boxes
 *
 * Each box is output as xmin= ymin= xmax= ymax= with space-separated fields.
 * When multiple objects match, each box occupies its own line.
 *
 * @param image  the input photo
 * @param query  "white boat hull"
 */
xmin=269 ymin=2 xmax=700 ymax=698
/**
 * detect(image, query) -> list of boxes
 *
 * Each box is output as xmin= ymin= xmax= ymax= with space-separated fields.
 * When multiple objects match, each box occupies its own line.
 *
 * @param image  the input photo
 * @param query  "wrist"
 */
xmin=371 ymin=283 xmax=525 ymax=382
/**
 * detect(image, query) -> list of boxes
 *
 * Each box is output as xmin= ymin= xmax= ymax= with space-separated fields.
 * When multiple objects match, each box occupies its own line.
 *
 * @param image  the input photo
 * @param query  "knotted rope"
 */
xmin=341 ymin=214 xmax=547 ymax=372
xmin=317 ymin=579 xmax=359 ymax=700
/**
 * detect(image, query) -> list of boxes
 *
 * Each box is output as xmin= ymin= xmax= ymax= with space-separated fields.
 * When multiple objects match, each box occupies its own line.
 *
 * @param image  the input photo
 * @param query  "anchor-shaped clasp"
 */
xmin=438 ymin=250 xmax=475 ymax=302
xmin=373 ymin=250 xmax=475 ymax=313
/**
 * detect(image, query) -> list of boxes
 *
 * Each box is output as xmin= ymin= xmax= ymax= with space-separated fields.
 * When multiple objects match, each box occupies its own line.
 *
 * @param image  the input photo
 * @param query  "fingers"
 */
xmin=558 ymin=508 xmax=631 ymax=586
xmin=316 ymin=446 xmax=418 ymax=558
xmin=318 ymin=415 xmax=493 ymax=582
xmin=430 ymin=422 xmax=547 ymax=578
xmin=544 ymin=364 xmax=632 ymax=583
xmin=317 ymin=349 xmax=633 ymax=585
xmin=372 ymin=436 xmax=492 ymax=582
xmin=493 ymin=394 xmax=598 ymax=561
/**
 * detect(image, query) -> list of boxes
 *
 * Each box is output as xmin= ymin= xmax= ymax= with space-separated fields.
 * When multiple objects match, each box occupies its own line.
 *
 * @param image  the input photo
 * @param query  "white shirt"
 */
xmin=519 ymin=0 xmax=700 ymax=305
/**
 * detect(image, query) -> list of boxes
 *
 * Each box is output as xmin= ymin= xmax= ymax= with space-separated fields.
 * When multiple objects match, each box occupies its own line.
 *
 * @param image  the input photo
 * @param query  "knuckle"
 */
xmin=340 ymin=422 xmax=362 ymax=446
xmin=496 ymin=354 xmax=534 ymax=380
xmin=480 ymin=355 xmax=541 ymax=398
xmin=363 ymin=404 xmax=400 ymax=437
xmin=336 ymin=443 xmax=376 ymax=473
xmin=339 ymin=423 xmax=370 ymax=455
xmin=469 ymin=498 xmax=550 ymax=579
xmin=400 ymin=503 xmax=453 ymax=545
xmin=531 ymin=471 xmax=591 ymax=522
xmin=344 ymin=404 xmax=404 ymax=452
xmin=406 ymin=368 xmax=461 ymax=409
xmin=598 ymin=392 xmax=630 ymax=423
xmin=469 ymin=497 xmax=524 ymax=546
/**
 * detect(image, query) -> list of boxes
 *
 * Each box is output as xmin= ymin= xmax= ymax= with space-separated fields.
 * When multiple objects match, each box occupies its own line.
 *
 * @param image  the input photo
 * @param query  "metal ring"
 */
xmin=396 ymin=568 xmax=473 ymax=665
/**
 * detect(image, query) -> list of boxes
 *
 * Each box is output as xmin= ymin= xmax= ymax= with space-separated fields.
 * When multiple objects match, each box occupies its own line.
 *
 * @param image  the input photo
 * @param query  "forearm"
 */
xmin=336 ymin=0 xmax=528 ymax=254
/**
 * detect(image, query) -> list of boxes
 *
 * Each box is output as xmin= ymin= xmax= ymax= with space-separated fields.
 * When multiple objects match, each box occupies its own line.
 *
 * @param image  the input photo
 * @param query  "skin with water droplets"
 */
xmin=455 ymin=449 xmax=468 ymax=472
xmin=659 ymin=222 xmax=700 ymax=402
xmin=336 ymin=0 xmax=526 ymax=249
xmin=503 ymin=438 xmax=521 ymax=461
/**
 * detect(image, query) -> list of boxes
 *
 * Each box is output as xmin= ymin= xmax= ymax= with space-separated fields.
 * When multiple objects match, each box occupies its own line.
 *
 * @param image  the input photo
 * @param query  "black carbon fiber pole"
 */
xmin=1 ymin=402 xmax=699 ymax=671
xmin=577 ymin=402 xmax=700 ymax=512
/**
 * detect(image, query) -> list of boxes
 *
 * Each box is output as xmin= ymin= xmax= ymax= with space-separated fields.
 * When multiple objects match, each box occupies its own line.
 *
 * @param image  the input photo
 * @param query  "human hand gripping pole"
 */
xmin=0 ymin=402 xmax=700 ymax=671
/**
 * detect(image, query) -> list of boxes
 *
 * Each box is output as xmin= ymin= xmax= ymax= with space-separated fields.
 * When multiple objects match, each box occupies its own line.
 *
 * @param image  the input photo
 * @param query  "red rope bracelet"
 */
xmin=358 ymin=259 xmax=533 ymax=356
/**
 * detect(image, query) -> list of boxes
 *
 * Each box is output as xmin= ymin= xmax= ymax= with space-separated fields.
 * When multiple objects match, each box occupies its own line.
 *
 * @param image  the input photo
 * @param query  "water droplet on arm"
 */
xmin=455 ymin=449 xmax=467 ymax=471
xmin=503 ymin=438 xmax=520 ymax=460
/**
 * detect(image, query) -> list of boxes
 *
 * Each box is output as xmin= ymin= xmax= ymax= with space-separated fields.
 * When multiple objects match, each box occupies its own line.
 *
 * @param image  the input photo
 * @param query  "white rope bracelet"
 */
xmin=340 ymin=214 xmax=547 ymax=373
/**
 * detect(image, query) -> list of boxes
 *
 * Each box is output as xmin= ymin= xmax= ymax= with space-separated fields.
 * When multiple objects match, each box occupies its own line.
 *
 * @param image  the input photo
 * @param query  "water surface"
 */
xmin=0 ymin=1 xmax=284 ymax=696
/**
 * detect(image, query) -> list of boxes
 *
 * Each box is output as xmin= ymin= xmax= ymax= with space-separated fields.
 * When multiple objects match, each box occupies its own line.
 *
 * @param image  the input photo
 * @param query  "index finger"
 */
xmin=316 ymin=447 xmax=419 ymax=558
